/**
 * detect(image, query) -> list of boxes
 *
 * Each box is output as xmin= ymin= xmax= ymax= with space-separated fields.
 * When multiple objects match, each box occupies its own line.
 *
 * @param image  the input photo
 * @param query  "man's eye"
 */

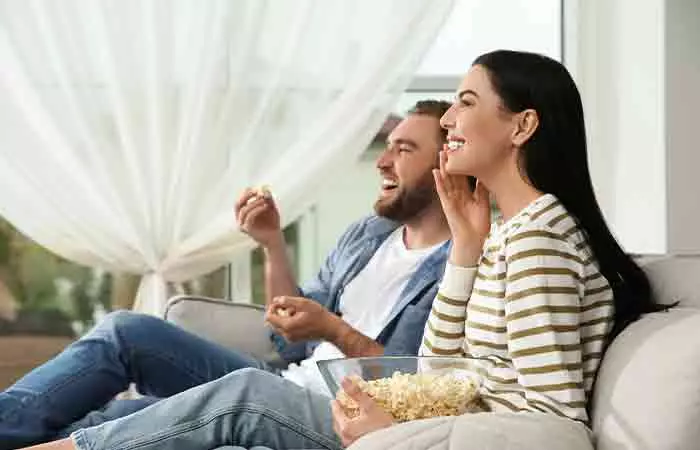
xmin=399 ymin=147 xmax=411 ymax=153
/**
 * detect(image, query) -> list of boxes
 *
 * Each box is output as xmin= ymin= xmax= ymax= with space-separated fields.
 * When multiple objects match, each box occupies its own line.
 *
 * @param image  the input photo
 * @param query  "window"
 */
xmin=250 ymin=223 xmax=299 ymax=306
xmin=0 ymin=219 xmax=113 ymax=337
xmin=415 ymin=0 xmax=561 ymax=80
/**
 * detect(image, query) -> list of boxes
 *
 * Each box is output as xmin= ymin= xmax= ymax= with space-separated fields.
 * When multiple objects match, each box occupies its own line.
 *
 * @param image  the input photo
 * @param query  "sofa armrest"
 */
xmin=164 ymin=295 xmax=280 ymax=362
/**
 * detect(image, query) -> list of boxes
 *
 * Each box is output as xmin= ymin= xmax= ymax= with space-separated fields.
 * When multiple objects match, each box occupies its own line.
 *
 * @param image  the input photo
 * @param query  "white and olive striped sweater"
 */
xmin=420 ymin=193 xmax=614 ymax=424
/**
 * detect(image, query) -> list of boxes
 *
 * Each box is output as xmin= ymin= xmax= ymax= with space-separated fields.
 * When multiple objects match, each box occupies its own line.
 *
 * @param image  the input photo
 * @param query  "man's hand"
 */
xmin=331 ymin=377 xmax=394 ymax=448
xmin=265 ymin=296 xmax=343 ymax=343
xmin=234 ymin=187 xmax=283 ymax=249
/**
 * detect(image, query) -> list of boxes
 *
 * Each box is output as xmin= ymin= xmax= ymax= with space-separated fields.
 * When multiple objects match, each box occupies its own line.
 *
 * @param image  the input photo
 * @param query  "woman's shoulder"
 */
xmin=501 ymin=197 xmax=591 ymax=265
xmin=506 ymin=195 xmax=582 ymax=243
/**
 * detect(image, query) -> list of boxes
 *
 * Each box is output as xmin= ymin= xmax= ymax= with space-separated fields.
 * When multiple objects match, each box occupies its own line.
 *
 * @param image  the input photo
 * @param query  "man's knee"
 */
xmin=226 ymin=367 xmax=274 ymax=385
xmin=211 ymin=368 xmax=278 ymax=398
xmin=91 ymin=310 xmax=168 ymax=347
xmin=99 ymin=310 xmax=162 ymax=331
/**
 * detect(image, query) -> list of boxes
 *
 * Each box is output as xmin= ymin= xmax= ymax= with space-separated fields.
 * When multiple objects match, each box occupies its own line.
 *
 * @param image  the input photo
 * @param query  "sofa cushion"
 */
xmin=164 ymin=296 xmax=278 ymax=361
xmin=639 ymin=256 xmax=700 ymax=309
xmin=591 ymin=308 xmax=700 ymax=450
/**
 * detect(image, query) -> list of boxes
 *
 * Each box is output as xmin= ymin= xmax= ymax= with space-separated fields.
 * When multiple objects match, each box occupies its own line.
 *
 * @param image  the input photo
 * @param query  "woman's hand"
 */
xmin=331 ymin=378 xmax=394 ymax=448
xmin=433 ymin=151 xmax=491 ymax=267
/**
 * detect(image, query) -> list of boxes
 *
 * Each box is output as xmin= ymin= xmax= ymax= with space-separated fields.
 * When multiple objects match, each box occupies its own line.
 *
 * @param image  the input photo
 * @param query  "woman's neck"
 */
xmin=483 ymin=162 xmax=544 ymax=222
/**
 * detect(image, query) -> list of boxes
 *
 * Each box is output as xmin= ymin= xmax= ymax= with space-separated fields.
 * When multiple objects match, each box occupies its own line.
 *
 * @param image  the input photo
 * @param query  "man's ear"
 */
xmin=511 ymin=109 xmax=539 ymax=147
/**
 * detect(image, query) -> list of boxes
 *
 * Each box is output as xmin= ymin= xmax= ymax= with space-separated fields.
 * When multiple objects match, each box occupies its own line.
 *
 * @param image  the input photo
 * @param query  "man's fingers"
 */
xmin=273 ymin=296 xmax=307 ymax=311
xmin=266 ymin=314 xmax=297 ymax=342
xmin=238 ymin=201 xmax=268 ymax=230
xmin=265 ymin=310 xmax=290 ymax=331
xmin=234 ymin=188 xmax=256 ymax=215
xmin=268 ymin=301 xmax=297 ymax=318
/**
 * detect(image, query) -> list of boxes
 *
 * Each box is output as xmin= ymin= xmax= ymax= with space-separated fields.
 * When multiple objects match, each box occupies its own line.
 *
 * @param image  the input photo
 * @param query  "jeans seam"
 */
xmin=84 ymin=402 xmax=340 ymax=450
xmin=72 ymin=429 xmax=97 ymax=450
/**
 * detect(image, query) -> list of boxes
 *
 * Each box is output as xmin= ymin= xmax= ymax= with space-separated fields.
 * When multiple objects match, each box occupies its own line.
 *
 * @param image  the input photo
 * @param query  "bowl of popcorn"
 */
xmin=318 ymin=356 xmax=484 ymax=422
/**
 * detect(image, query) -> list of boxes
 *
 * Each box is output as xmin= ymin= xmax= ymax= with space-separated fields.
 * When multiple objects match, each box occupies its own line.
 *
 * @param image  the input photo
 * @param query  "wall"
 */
xmin=566 ymin=0 xmax=667 ymax=254
xmin=565 ymin=0 xmax=700 ymax=255
xmin=297 ymin=147 xmax=380 ymax=282
xmin=666 ymin=0 xmax=700 ymax=254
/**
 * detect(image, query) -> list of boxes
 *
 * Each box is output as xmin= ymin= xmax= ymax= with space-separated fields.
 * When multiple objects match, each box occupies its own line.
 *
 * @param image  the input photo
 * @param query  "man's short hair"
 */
xmin=407 ymin=100 xmax=451 ymax=142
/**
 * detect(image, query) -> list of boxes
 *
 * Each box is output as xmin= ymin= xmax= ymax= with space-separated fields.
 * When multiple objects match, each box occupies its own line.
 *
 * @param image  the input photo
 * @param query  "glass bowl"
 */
xmin=316 ymin=355 xmax=483 ymax=397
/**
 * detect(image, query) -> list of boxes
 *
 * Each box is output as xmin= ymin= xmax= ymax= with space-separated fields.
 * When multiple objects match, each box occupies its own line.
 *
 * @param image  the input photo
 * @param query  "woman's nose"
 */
xmin=440 ymin=104 xmax=455 ymax=129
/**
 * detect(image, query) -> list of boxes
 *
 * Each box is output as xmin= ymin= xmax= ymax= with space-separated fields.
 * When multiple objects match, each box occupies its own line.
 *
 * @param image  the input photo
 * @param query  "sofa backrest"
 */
xmin=591 ymin=256 xmax=700 ymax=450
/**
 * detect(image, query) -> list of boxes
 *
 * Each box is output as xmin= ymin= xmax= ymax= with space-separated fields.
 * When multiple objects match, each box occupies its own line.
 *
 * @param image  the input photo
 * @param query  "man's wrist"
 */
xmin=262 ymin=232 xmax=286 ymax=256
xmin=325 ymin=313 xmax=349 ymax=345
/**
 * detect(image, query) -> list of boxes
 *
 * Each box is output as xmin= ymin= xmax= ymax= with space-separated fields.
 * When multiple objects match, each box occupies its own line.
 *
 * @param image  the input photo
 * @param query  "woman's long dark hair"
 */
xmin=473 ymin=50 xmax=665 ymax=336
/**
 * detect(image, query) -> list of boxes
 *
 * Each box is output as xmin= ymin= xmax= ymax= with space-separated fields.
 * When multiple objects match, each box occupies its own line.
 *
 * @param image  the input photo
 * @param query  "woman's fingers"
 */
xmin=432 ymin=169 xmax=447 ymax=201
xmin=341 ymin=378 xmax=376 ymax=412
xmin=438 ymin=151 xmax=454 ymax=193
xmin=473 ymin=180 xmax=491 ymax=211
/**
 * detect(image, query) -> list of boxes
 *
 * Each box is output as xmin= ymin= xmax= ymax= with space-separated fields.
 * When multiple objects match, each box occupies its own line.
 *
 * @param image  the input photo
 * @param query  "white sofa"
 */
xmin=164 ymin=256 xmax=700 ymax=450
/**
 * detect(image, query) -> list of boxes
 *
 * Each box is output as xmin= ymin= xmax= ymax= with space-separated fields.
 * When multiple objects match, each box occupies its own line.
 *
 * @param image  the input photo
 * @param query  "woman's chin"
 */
xmin=444 ymin=160 xmax=472 ymax=176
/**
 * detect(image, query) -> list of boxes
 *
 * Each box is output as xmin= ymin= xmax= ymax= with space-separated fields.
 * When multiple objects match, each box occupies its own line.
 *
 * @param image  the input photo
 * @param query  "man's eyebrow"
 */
xmin=386 ymin=138 xmax=418 ymax=147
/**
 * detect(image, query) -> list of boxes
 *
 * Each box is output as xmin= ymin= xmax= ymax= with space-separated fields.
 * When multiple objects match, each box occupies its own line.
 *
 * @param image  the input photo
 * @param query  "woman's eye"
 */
xmin=460 ymin=99 xmax=474 ymax=107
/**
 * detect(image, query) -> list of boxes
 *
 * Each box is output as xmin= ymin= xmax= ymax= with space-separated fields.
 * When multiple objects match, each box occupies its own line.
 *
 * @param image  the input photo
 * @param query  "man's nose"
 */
xmin=376 ymin=148 xmax=394 ymax=169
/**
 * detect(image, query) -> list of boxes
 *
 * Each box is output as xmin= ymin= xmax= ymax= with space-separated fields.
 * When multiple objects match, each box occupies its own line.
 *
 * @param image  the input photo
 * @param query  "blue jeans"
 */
xmin=0 ymin=311 xmax=271 ymax=449
xmin=71 ymin=368 xmax=341 ymax=450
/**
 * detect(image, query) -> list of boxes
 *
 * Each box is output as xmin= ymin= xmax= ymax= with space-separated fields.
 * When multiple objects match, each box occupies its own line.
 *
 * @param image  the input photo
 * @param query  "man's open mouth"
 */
xmin=381 ymin=179 xmax=399 ymax=192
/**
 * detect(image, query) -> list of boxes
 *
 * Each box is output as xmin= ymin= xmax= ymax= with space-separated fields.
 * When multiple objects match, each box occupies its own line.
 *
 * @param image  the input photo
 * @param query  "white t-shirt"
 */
xmin=281 ymin=226 xmax=443 ymax=396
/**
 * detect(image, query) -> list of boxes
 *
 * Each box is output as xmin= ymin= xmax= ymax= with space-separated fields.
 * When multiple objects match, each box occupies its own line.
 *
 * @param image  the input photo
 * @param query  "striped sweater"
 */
xmin=420 ymin=193 xmax=614 ymax=424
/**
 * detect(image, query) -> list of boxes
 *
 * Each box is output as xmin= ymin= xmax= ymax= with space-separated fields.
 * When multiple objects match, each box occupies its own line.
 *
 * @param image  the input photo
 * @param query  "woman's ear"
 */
xmin=511 ymin=109 xmax=539 ymax=147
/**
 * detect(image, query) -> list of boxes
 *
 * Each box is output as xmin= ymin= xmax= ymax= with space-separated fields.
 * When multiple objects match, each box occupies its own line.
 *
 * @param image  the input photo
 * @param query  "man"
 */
xmin=9 ymin=100 xmax=453 ymax=450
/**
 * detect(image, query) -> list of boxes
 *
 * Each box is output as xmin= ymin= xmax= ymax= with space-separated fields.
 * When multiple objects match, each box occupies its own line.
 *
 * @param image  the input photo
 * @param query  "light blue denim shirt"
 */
xmin=271 ymin=215 xmax=450 ymax=362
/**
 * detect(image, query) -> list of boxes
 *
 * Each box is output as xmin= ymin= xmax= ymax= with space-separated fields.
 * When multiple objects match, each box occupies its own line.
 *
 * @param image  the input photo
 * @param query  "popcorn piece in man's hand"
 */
xmin=257 ymin=185 xmax=271 ymax=198
xmin=276 ymin=307 xmax=291 ymax=317
xmin=245 ymin=185 xmax=272 ymax=205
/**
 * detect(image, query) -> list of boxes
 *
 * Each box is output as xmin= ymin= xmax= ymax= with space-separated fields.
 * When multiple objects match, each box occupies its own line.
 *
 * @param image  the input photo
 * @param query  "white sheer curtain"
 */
xmin=0 ymin=0 xmax=453 ymax=315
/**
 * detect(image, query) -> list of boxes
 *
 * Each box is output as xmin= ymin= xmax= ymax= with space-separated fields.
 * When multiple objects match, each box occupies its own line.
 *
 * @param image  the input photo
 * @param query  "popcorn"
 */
xmin=245 ymin=185 xmax=272 ymax=205
xmin=256 ymin=185 xmax=271 ymax=198
xmin=337 ymin=372 xmax=481 ymax=422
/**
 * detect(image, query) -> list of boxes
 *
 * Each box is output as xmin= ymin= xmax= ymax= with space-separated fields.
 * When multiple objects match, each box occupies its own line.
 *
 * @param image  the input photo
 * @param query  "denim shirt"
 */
xmin=270 ymin=215 xmax=450 ymax=363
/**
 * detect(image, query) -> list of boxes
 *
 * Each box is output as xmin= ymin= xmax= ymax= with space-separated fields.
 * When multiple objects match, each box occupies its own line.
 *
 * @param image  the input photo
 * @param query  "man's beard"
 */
xmin=374 ymin=171 xmax=438 ymax=222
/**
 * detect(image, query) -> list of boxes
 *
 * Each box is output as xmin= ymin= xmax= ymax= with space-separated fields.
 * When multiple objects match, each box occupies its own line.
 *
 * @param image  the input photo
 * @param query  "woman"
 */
xmin=331 ymin=49 xmax=661 ymax=446
xmin=24 ymin=50 xmax=660 ymax=450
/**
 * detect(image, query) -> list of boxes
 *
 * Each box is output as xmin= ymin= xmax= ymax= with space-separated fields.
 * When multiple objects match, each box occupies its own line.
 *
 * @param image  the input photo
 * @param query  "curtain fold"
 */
xmin=0 ymin=0 xmax=454 ymax=314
